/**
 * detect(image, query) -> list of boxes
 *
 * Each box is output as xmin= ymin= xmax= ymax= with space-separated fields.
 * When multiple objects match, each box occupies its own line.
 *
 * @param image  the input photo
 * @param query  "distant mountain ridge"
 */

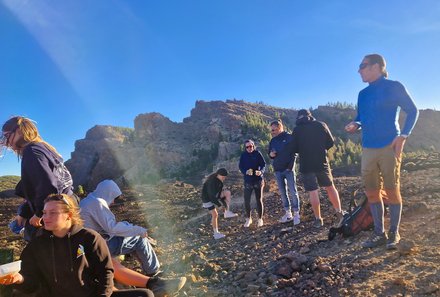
xmin=65 ymin=100 xmax=440 ymax=190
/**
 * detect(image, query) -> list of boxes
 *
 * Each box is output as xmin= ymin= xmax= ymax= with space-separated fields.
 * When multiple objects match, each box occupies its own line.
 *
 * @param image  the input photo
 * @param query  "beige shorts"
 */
xmin=361 ymin=145 xmax=401 ymax=190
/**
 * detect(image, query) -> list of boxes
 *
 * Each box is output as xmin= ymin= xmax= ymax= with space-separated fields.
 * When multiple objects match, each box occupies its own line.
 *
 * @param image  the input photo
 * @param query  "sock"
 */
xmin=389 ymin=203 xmax=402 ymax=233
xmin=370 ymin=202 xmax=385 ymax=235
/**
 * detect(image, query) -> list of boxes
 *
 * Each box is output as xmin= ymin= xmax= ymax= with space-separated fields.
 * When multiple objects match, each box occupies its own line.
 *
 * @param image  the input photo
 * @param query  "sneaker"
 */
xmin=335 ymin=210 xmax=347 ymax=227
xmin=313 ymin=217 xmax=324 ymax=228
xmin=257 ymin=218 xmax=264 ymax=227
xmin=279 ymin=211 xmax=293 ymax=223
xmin=213 ymin=232 xmax=226 ymax=239
xmin=224 ymin=210 xmax=238 ymax=218
xmin=362 ymin=232 xmax=388 ymax=248
xmin=244 ymin=217 xmax=252 ymax=227
xmin=293 ymin=211 xmax=300 ymax=225
xmin=147 ymin=276 xmax=187 ymax=297
xmin=386 ymin=231 xmax=401 ymax=250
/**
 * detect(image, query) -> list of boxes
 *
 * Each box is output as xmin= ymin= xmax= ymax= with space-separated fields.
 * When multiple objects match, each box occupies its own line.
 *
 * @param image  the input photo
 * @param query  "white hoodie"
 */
xmin=79 ymin=180 xmax=147 ymax=240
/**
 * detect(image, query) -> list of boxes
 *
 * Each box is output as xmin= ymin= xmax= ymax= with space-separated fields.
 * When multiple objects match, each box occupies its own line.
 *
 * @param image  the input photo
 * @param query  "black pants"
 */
xmin=111 ymin=289 xmax=154 ymax=297
xmin=243 ymin=180 xmax=264 ymax=218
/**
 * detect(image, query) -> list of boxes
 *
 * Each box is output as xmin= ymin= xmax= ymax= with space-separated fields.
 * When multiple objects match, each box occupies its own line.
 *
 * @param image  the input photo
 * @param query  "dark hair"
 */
xmin=216 ymin=168 xmax=228 ymax=176
xmin=365 ymin=54 xmax=388 ymax=78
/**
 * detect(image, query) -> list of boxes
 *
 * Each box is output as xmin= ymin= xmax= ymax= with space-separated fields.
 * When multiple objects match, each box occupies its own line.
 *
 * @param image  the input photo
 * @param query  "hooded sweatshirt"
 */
xmin=17 ymin=225 xmax=114 ymax=297
xmin=79 ymin=180 xmax=147 ymax=240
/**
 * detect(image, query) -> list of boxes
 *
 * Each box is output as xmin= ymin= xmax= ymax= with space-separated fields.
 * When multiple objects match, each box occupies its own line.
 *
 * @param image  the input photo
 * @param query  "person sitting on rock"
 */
xmin=201 ymin=168 xmax=238 ymax=239
xmin=79 ymin=179 xmax=186 ymax=296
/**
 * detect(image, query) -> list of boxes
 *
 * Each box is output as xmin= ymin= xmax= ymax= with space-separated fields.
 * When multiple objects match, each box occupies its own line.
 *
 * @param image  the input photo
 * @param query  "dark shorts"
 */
xmin=202 ymin=197 xmax=226 ymax=210
xmin=301 ymin=168 xmax=334 ymax=191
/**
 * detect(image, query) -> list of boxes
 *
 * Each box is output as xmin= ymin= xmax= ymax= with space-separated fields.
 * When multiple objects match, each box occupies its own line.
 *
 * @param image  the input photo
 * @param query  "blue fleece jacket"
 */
xmin=268 ymin=131 xmax=296 ymax=171
xmin=238 ymin=149 xmax=266 ymax=183
xmin=355 ymin=76 xmax=419 ymax=148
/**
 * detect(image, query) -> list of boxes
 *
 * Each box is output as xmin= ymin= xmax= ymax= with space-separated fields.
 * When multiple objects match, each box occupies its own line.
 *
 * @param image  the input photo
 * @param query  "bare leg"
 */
xmin=210 ymin=208 xmax=219 ymax=233
xmin=325 ymin=185 xmax=342 ymax=212
xmin=113 ymin=258 xmax=150 ymax=287
xmin=309 ymin=190 xmax=321 ymax=219
xmin=221 ymin=190 xmax=232 ymax=210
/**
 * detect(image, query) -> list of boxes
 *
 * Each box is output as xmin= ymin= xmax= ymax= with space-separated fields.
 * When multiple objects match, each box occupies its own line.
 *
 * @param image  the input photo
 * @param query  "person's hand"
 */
xmin=141 ymin=231 xmax=149 ymax=238
xmin=391 ymin=135 xmax=406 ymax=159
xmin=255 ymin=170 xmax=262 ymax=176
xmin=16 ymin=215 xmax=27 ymax=227
xmin=269 ymin=151 xmax=277 ymax=158
xmin=246 ymin=169 xmax=253 ymax=175
xmin=29 ymin=215 xmax=42 ymax=227
xmin=345 ymin=122 xmax=358 ymax=133
xmin=0 ymin=272 xmax=24 ymax=285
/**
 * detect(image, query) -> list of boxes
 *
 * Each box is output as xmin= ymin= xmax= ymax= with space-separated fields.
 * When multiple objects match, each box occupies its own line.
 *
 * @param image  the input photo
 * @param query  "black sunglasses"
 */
xmin=46 ymin=194 xmax=71 ymax=207
xmin=359 ymin=63 xmax=371 ymax=70
xmin=245 ymin=145 xmax=253 ymax=149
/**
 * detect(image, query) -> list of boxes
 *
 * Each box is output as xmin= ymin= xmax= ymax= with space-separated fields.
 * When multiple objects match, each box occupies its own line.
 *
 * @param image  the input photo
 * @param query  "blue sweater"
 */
xmin=268 ymin=131 xmax=296 ymax=171
xmin=355 ymin=76 xmax=419 ymax=148
xmin=238 ymin=150 xmax=266 ymax=183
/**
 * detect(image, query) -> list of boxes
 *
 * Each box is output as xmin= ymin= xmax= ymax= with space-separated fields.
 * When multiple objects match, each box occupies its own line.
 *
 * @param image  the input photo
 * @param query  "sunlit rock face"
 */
xmin=65 ymin=100 xmax=437 ymax=190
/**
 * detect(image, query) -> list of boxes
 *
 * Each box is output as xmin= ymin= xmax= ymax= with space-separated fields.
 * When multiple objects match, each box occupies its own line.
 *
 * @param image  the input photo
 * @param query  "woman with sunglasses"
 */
xmin=238 ymin=139 xmax=266 ymax=228
xmin=0 ymin=194 xmax=153 ymax=297
xmin=1 ymin=116 xmax=75 ymax=241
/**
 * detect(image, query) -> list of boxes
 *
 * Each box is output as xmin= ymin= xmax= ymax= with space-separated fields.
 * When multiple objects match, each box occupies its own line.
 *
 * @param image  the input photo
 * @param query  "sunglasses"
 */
xmin=1 ymin=128 xmax=17 ymax=145
xmin=245 ymin=145 xmax=253 ymax=149
xmin=359 ymin=63 xmax=371 ymax=70
xmin=46 ymin=194 xmax=71 ymax=208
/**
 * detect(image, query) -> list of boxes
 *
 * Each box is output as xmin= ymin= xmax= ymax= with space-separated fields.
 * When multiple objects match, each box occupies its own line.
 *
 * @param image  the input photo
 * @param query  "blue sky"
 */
xmin=1 ymin=0 xmax=439 ymax=176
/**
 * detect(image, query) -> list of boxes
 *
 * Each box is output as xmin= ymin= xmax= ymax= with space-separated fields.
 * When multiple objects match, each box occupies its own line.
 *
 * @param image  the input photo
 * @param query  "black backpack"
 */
xmin=328 ymin=189 xmax=374 ymax=240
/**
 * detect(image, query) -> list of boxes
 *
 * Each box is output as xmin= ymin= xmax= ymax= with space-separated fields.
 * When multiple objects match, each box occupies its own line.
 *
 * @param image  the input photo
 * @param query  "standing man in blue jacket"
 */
xmin=346 ymin=54 xmax=419 ymax=250
xmin=268 ymin=120 xmax=300 ymax=225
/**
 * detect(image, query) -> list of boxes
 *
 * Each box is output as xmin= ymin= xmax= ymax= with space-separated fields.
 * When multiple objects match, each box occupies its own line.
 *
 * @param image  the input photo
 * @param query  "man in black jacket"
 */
xmin=288 ymin=110 xmax=345 ymax=228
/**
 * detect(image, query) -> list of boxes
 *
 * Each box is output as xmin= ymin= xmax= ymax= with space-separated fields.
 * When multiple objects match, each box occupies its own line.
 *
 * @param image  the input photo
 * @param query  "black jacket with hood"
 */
xmin=16 ymin=224 xmax=114 ymax=297
xmin=287 ymin=115 xmax=335 ymax=174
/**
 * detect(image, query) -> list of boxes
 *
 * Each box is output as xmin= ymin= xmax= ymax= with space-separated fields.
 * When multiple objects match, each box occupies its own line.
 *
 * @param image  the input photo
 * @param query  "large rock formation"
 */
xmin=65 ymin=100 xmax=440 ymax=190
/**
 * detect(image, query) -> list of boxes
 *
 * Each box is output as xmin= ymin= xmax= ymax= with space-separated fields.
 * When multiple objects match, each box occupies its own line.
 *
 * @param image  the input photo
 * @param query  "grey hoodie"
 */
xmin=79 ymin=180 xmax=147 ymax=240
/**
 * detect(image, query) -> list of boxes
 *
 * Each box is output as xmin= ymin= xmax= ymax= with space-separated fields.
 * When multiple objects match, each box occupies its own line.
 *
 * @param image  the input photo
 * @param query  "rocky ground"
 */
xmin=1 ymin=163 xmax=440 ymax=296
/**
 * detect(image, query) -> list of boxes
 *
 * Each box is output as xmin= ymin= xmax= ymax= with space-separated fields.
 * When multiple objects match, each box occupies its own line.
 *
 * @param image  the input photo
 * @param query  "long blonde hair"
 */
xmin=44 ymin=194 xmax=83 ymax=227
xmin=2 ymin=116 xmax=60 ymax=157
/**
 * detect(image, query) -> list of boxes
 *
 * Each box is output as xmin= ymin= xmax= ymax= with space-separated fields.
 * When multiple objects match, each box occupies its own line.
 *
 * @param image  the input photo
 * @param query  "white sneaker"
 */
xmin=224 ymin=210 xmax=238 ymax=218
xmin=293 ymin=211 xmax=300 ymax=225
xmin=257 ymin=218 xmax=264 ymax=227
xmin=279 ymin=211 xmax=293 ymax=223
xmin=213 ymin=232 xmax=226 ymax=239
xmin=244 ymin=218 xmax=252 ymax=227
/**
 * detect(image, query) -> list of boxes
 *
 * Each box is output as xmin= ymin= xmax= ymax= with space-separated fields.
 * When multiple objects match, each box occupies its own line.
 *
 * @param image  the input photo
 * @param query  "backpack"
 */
xmin=328 ymin=189 xmax=374 ymax=240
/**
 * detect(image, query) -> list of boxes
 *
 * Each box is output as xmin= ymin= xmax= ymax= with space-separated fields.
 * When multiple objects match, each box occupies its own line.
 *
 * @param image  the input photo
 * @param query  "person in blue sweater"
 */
xmin=1 ymin=116 xmax=75 ymax=242
xmin=345 ymin=54 xmax=419 ymax=250
xmin=268 ymin=120 xmax=301 ymax=225
xmin=238 ymin=140 xmax=266 ymax=227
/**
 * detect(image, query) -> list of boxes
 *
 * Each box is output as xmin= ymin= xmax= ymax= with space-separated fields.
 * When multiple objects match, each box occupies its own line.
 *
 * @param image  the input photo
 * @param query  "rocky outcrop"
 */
xmin=65 ymin=100 xmax=440 ymax=190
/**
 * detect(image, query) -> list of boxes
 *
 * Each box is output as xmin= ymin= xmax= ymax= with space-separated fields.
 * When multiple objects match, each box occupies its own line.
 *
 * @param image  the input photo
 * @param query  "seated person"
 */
xmin=79 ymin=180 xmax=186 ymax=296
xmin=1 ymin=193 xmax=153 ymax=297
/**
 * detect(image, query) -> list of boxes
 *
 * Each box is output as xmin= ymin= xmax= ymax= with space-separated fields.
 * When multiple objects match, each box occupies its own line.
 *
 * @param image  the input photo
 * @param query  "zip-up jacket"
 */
xmin=287 ymin=116 xmax=334 ymax=174
xmin=238 ymin=150 xmax=266 ymax=183
xmin=16 ymin=225 xmax=114 ymax=297
xmin=268 ymin=131 xmax=296 ymax=171
xmin=80 ymin=180 xmax=147 ymax=240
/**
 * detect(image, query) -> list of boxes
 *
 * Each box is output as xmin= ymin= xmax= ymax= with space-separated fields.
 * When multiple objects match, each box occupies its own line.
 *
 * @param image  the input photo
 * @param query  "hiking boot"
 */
xmin=386 ymin=231 xmax=401 ymax=250
xmin=213 ymin=232 xmax=226 ymax=239
xmin=279 ymin=211 xmax=293 ymax=223
xmin=257 ymin=218 xmax=264 ymax=227
xmin=147 ymin=276 xmax=187 ymax=297
xmin=313 ymin=217 xmax=324 ymax=228
xmin=224 ymin=210 xmax=238 ymax=218
xmin=244 ymin=217 xmax=252 ymax=228
xmin=335 ymin=210 xmax=347 ymax=227
xmin=362 ymin=232 xmax=388 ymax=248
xmin=293 ymin=211 xmax=300 ymax=225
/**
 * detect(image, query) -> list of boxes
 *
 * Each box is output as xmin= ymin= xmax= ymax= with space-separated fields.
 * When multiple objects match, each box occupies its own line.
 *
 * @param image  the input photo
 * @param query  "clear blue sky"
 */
xmin=1 ymin=0 xmax=439 ymax=176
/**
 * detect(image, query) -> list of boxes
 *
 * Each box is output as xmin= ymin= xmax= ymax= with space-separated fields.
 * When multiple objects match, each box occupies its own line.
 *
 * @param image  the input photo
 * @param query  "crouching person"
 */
xmin=201 ymin=168 xmax=238 ymax=239
xmin=1 ymin=193 xmax=153 ymax=297
xmin=79 ymin=180 xmax=186 ymax=296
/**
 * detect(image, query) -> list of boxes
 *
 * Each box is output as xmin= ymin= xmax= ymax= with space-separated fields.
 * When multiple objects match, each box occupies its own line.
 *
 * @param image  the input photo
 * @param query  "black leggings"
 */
xmin=243 ymin=180 xmax=264 ymax=218
xmin=111 ymin=289 xmax=154 ymax=297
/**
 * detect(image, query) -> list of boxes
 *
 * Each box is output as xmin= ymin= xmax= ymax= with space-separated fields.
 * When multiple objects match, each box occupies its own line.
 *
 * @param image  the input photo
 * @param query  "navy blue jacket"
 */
xmin=238 ymin=150 xmax=266 ymax=183
xmin=268 ymin=131 xmax=296 ymax=171
xmin=20 ymin=143 xmax=73 ymax=218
